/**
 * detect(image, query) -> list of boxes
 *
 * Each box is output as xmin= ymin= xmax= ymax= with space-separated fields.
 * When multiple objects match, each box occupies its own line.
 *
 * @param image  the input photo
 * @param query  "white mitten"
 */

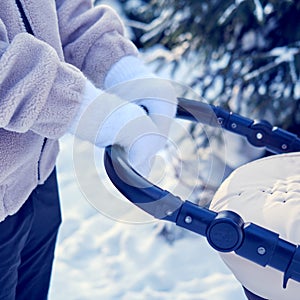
xmin=69 ymin=79 xmax=169 ymax=176
xmin=104 ymin=55 xmax=178 ymax=134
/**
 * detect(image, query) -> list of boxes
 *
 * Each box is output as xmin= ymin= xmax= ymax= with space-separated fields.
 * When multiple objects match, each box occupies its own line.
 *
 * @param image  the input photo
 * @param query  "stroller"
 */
xmin=104 ymin=96 xmax=300 ymax=300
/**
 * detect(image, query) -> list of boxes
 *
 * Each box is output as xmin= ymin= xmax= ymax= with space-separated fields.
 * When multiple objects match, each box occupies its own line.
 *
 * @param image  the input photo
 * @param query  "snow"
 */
xmin=241 ymin=30 xmax=257 ymax=52
xmin=218 ymin=0 xmax=246 ymax=25
xmin=272 ymin=47 xmax=299 ymax=64
xmin=294 ymin=81 xmax=300 ymax=99
xmin=48 ymin=134 xmax=246 ymax=299
xmin=218 ymin=4 xmax=237 ymax=25
xmin=253 ymin=0 xmax=264 ymax=23
xmin=204 ymin=76 xmax=224 ymax=101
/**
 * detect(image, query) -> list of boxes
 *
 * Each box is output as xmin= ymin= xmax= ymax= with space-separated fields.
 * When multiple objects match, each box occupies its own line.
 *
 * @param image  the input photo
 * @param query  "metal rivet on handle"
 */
xmin=257 ymin=246 xmax=266 ymax=255
xmin=185 ymin=216 xmax=192 ymax=224
xmin=256 ymin=132 xmax=263 ymax=140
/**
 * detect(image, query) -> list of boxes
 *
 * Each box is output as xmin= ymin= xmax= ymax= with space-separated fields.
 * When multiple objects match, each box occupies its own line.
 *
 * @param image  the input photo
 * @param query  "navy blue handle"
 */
xmin=104 ymin=98 xmax=300 ymax=287
xmin=177 ymin=97 xmax=300 ymax=154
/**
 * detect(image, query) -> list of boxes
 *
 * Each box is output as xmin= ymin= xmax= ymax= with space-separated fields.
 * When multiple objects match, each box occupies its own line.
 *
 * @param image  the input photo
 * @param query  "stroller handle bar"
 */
xmin=104 ymin=98 xmax=300 ymax=288
xmin=176 ymin=97 xmax=300 ymax=154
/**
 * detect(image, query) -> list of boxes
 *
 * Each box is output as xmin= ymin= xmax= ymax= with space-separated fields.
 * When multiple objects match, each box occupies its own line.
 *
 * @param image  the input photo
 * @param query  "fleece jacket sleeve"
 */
xmin=56 ymin=0 xmax=139 ymax=88
xmin=0 ymin=26 xmax=86 ymax=139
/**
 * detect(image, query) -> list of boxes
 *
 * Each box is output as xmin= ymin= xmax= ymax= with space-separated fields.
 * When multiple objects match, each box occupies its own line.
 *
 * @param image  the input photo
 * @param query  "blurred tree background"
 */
xmin=108 ymin=0 xmax=300 ymax=133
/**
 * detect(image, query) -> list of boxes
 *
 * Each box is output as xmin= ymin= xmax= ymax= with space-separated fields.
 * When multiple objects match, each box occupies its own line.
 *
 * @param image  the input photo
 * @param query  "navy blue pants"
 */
xmin=0 ymin=169 xmax=61 ymax=300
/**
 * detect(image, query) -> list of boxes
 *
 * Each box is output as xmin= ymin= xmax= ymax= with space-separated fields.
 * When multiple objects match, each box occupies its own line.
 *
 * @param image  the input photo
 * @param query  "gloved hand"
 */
xmin=107 ymin=77 xmax=178 ymax=175
xmin=104 ymin=55 xmax=177 ymax=136
xmin=104 ymin=56 xmax=178 ymax=175
xmin=69 ymin=79 xmax=176 ymax=176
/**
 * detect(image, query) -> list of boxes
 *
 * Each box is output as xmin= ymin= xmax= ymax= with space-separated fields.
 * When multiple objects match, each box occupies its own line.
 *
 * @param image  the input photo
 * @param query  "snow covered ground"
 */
xmin=48 ymin=134 xmax=246 ymax=300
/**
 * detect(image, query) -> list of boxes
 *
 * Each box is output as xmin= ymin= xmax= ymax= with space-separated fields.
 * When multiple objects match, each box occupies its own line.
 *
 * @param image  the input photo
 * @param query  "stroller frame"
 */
xmin=104 ymin=98 xmax=300 ymax=289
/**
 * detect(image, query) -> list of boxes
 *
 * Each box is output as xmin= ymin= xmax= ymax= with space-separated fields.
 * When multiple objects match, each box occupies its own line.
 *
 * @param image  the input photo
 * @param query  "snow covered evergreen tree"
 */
xmin=120 ymin=0 xmax=300 ymax=206
xmin=120 ymin=0 xmax=300 ymax=132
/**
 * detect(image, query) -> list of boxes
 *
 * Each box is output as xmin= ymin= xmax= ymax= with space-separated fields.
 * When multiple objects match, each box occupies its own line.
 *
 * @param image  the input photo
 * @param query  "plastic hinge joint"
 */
xmin=176 ymin=201 xmax=244 ymax=252
xmin=206 ymin=210 xmax=244 ymax=252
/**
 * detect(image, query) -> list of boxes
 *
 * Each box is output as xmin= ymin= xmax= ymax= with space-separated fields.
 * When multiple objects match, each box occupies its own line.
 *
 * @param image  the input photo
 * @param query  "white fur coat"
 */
xmin=0 ymin=0 xmax=137 ymax=221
